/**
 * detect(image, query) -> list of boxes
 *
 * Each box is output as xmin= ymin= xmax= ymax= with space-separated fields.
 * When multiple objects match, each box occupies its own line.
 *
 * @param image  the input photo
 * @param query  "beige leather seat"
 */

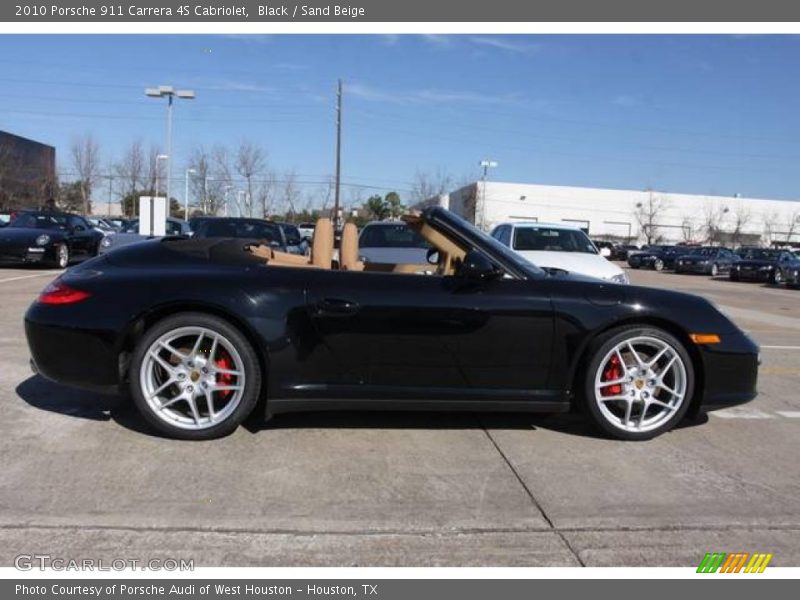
xmin=253 ymin=217 xmax=334 ymax=269
xmin=339 ymin=222 xmax=364 ymax=271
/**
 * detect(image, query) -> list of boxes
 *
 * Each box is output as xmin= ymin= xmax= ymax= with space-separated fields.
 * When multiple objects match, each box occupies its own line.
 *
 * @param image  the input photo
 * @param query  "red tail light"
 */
xmin=38 ymin=279 xmax=91 ymax=305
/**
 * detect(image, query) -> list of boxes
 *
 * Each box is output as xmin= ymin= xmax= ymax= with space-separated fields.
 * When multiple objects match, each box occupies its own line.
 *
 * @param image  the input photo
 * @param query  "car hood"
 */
xmin=514 ymin=250 xmax=624 ymax=280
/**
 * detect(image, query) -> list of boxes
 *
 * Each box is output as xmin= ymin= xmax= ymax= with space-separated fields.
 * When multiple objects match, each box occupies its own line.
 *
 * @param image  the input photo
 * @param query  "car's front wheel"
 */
xmin=583 ymin=326 xmax=694 ymax=441
xmin=130 ymin=313 xmax=262 ymax=440
xmin=653 ymin=259 xmax=664 ymax=271
xmin=54 ymin=243 xmax=69 ymax=269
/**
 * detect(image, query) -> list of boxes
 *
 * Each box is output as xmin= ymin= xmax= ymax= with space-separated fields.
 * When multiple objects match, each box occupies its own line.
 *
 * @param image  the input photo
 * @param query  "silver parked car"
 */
xmin=98 ymin=217 xmax=191 ymax=254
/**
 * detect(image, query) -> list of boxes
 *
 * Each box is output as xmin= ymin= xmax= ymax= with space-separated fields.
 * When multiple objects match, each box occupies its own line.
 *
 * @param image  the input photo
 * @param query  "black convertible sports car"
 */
xmin=0 ymin=211 xmax=103 ymax=268
xmin=24 ymin=207 xmax=759 ymax=441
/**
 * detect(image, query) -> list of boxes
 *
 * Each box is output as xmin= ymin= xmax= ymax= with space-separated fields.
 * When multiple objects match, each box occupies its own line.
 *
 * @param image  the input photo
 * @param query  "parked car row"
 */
xmin=0 ymin=210 xmax=314 ymax=269
xmin=621 ymin=243 xmax=800 ymax=289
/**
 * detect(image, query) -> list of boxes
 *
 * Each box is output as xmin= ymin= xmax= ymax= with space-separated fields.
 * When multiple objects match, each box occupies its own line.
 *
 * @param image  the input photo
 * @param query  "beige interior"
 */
xmin=339 ymin=222 xmax=364 ymax=271
xmin=248 ymin=214 xmax=465 ymax=276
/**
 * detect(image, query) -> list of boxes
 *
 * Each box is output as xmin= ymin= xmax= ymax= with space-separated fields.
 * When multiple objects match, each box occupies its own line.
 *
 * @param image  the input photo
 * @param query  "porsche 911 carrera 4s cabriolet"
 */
xmin=24 ymin=207 xmax=759 ymax=441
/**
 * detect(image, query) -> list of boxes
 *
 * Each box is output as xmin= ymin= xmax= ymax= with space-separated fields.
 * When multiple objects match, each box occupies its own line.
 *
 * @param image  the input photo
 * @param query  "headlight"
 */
xmin=677 ymin=260 xmax=684 ymax=266
xmin=699 ymin=259 xmax=709 ymax=264
xmin=35 ymin=234 xmax=50 ymax=246
xmin=734 ymin=264 xmax=740 ymax=270
xmin=610 ymin=272 xmax=629 ymax=284
xmin=759 ymin=265 xmax=773 ymax=271
xmin=101 ymin=237 xmax=112 ymax=248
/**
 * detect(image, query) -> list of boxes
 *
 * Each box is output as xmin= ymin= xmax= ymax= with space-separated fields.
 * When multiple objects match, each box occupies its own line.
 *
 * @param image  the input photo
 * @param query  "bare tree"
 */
xmin=114 ymin=139 xmax=146 ymax=216
xmin=254 ymin=170 xmax=277 ymax=218
xmin=702 ymin=202 xmax=726 ymax=245
xmin=409 ymin=168 xmax=453 ymax=208
xmin=762 ymin=210 xmax=781 ymax=244
xmin=785 ymin=210 xmax=800 ymax=244
xmin=680 ymin=216 xmax=697 ymax=243
xmin=235 ymin=140 xmax=267 ymax=218
xmin=70 ymin=134 xmax=101 ymax=214
xmin=730 ymin=203 xmax=752 ymax=247
xmin=634 ymin=191 xmax=669 ymax=245
xmin=280 ymin=170 xmax=301 ymax=218
xmin=212 ymin=145 xmax=236 ymax=215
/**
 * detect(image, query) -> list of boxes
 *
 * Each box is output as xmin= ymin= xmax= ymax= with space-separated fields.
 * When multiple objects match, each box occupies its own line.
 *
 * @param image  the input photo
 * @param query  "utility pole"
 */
xmin=333 ymin=79 xmax=342 ymax=230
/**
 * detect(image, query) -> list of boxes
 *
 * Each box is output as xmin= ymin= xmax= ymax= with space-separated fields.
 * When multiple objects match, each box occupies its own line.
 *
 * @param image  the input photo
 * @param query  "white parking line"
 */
xmin=711 ymin=407 xmax=775 ymax=419
xmin=760 ymin=345 xmax=800 ymax=350
xmin=775 ymin=411 xmax=800 ymax=419
xmin=0 ymin=271 xmax=60 ymax=284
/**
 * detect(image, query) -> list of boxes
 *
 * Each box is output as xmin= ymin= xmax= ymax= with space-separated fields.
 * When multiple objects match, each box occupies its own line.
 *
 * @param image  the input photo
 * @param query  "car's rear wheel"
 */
xmin=710 ymin=263 xmax=719 ymax=277
xmin=653 ymin=259 xmax=664 ymax=271
xmin=55 ymin=243 xmax=69 ymax=269
xmin=583 ymin=326 xmax=694 ymax=441
xmin=130 ymin=313 xmax=261 ymax=440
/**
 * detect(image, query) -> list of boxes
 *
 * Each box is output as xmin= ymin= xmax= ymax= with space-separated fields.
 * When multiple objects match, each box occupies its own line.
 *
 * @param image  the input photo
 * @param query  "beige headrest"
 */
xmin=311 ymin=217 xmax=334 ymax=269
xmin=340 ymin=222 xmax=361 ymax=270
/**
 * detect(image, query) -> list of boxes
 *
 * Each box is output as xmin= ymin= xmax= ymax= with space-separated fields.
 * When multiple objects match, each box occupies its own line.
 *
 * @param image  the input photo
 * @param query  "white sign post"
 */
xmin=138 ymin=196 xmax=168 ymax=237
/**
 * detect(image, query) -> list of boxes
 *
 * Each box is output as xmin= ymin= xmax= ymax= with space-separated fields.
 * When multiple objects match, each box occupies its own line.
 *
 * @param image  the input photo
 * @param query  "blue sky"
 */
xmin=1 ymin=34 xmax=800 ymax=204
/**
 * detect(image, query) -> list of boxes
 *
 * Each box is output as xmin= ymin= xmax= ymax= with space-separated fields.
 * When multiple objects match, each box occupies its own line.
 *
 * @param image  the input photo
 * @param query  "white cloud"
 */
xmin=470 ymin=36 xmax=540 ymax=55
xmin=346 ymin=82 xmax=523 ymax=106
xmin=420 ymin=34 xmax=453 ymax=46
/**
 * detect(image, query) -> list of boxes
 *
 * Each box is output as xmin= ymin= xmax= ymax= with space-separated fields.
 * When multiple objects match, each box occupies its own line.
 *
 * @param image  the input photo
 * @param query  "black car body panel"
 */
xmin=25 ymin=208 xmax=759 ymax=417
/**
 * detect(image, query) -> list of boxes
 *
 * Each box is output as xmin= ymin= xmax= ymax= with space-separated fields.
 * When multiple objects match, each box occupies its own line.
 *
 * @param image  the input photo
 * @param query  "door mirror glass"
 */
xmin=426 ymin=247 xmax=439 ymax=265
xmin=456 ymin=249 xmax=503 ymax=281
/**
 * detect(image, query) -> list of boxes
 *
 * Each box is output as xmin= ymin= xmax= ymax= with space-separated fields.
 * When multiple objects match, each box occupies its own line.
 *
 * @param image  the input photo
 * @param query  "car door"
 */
xmin=305 ymin=267 xmax=554 ymax=401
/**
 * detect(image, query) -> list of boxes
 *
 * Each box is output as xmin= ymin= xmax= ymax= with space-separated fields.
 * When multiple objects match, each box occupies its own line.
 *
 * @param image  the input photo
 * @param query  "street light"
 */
xmin=154 ymin=154 xmax=168 ymax=198
xmin=145 ymin=85 xmax=195 ymax=209
xmin=478 ymin=159 xmax=498 ymax=231
xmin=184 ymin=168 xmax=196 ymax=222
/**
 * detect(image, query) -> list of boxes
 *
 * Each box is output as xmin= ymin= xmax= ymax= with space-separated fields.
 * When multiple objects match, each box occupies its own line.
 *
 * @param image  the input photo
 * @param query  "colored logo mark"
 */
xmin=697 ymin=552 xmax=773 ymax=573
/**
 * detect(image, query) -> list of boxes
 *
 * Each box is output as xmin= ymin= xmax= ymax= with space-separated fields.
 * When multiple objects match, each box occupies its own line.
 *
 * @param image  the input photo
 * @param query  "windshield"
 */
xmin=691 ymin=247 xmax=718 ymax=257
xmin=281 ymin=225 xmax=302 ymax=245
xmin=512 ymin=227 xmax=597 ymax=254
xmin=198 ymin=219 xmax=282 ymax=242
xmin=360 ymin=223 xmax=431 ymax=249
xmin=10 ymin=213 xmax=68 ymax=230
xmin=742 ymin=249 xmax=781 ymax=260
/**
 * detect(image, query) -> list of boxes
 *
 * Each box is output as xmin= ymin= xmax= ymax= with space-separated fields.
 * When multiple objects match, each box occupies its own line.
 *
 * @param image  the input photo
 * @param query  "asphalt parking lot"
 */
xmin=1 ymin=265 xmax=798 ymax=568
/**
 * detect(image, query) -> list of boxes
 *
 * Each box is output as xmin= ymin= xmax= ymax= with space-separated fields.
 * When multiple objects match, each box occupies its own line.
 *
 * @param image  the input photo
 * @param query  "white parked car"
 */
xmin=490 ymin=222 xmax=629 ymax=284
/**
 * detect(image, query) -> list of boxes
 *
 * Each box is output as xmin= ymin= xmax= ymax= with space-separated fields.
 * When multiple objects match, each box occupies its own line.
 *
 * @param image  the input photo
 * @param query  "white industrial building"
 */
xmin=438 ymin=181 xmax=800 ymax=247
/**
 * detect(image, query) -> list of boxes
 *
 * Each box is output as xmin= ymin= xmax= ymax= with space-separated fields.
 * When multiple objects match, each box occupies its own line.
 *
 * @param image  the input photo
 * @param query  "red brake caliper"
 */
xmin=215 ymin=354 xmax=234 ymax=400
xmin=601 ymin=354 xmax=623 ymax=397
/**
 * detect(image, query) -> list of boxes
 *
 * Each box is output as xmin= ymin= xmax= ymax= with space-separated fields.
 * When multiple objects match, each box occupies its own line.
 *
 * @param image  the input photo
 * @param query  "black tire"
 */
xmin=710 ymin=263 xmax=719 ymax=277
xmin=129 ymin=312 xmax=262 ymax=440
xmin=772 ymin=270 xmax=783 ymax=285
xmin=582 ymin=325 xmax=695 ymax=441
xmin=54 ymin=243 xmax=70 ymax=269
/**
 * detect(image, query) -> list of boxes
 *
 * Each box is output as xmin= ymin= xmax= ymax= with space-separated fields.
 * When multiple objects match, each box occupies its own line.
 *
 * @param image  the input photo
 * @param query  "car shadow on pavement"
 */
xmin=15 ymin=375 xmax=157 ymax=436
xmin=17 ymin=374 xmax=709 ymax=441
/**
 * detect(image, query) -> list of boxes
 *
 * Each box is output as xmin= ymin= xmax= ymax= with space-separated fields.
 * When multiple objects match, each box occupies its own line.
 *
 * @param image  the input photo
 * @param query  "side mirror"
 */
xmin=456 ymin=249 xmax=503 ymax=281
xmin=426 ymin=247 xmax=439 ymax=265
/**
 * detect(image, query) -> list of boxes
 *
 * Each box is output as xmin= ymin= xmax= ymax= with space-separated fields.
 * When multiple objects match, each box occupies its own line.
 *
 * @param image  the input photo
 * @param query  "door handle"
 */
xmin=314 ymin=297 xmax=360 ymax=316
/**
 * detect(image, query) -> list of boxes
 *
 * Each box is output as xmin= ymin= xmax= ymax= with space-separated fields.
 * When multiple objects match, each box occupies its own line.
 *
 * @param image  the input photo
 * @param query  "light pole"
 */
xmin=154 ymin=154 xmax=168 ymax=198
xmin=478 ymin=159 xmax=498 ymax=231
xmin=145 ymin=85 xmax=195 ymax=210
xmin=184 ymin=168 xmax=196 ymax=221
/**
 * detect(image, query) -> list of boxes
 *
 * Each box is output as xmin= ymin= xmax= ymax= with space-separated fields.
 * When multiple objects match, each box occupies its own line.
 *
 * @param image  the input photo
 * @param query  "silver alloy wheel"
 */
xmin=593 ymin=335 xmax=688 ymax=434
xmin=57 ymin=244 xmax=69 ymax=268
xmin=710 ymin=263 xmax=718 ymax=276
xmin=774 ymin=269 xmax=782 ymax=284
xmin=139 ymin=326 xmax=246 ymax=431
